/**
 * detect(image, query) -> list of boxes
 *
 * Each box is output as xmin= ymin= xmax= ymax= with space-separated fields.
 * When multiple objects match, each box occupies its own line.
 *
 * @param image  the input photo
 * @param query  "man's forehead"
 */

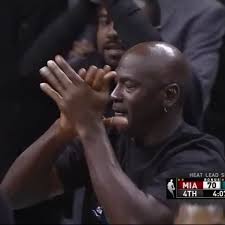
xmin=116 ymin=67 xmax=133 ymax=79
xmin=117 ymin=53 xmax=148 ymax=73
xmin=116 ymin=63 xmax=146 ymax=83
xmin=116 ymin=52 xmax=164 ymax=83
xmin=116 ymin=54 xmax=141 ymax=77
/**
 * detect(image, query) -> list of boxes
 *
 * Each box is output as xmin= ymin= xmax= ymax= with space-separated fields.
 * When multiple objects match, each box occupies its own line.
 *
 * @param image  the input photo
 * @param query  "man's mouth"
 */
xmin=104 ymin=42 xmax=123 ymax=50
xmin=104 ymin=48 xmax=124 ymax=61
xmin=115 ymin=112 xmax=127 ymax=117
xmin=112 ymin=106 xmax=128 ymax=117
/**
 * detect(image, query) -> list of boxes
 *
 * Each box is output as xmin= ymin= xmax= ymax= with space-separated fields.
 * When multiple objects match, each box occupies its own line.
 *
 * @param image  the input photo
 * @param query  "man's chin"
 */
xmin=104 ymin=49 xmax=124 ymax=68
xmin=104 ymin=57 xmax=120 ymax=68
xmin=105 ymin=60 xmax=119 ymax=70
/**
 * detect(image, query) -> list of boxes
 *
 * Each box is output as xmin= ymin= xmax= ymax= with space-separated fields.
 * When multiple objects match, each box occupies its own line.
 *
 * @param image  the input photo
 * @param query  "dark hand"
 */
xmin=79 ymin=65 xmax=128 ymax=132
xmin=40 ymin=56 xmax=116 ymax=136
xmin=68 ymin=39 xmax=96 ymax=59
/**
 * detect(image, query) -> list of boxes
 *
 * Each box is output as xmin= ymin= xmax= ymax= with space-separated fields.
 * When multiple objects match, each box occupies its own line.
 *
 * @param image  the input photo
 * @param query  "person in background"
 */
xmin=67 ymin=24 xmax=97 ymax=66
xmin=20 ymin=0 xmax=160 ymax=75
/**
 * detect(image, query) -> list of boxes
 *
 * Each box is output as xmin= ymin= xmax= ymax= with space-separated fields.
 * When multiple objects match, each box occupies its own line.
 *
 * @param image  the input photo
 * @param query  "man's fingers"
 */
xmin=92 ymin=65 xmax=111 ymax=91
xmin=78 ymin=68 xmax=87 ymax=80
xmin=92 ymin=69 xmax=105 ymax=91
xmin=103 ymin=65 xmax=111 ymax=73
xmin=55 ymin=55 xmax=83 ymax=84
xmin=103 ymin=116 xmax=128 ymax=131
xmin=102 ymin=71 xmax=117 ymax=91
xmin=47 ymin=60 xmax=73 ymax=88
xmin=40 ymin=67 xmax=64 ymax=95
xmin=40 ymin=83 xmax=62 ymax=108
xmin=85 ymin=66 xmax=98 ymax=87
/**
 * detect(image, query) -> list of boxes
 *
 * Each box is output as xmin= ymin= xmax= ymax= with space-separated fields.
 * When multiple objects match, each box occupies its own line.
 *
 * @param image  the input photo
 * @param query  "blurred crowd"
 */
xmin=0 ymin=0 xmax=225 ymax=224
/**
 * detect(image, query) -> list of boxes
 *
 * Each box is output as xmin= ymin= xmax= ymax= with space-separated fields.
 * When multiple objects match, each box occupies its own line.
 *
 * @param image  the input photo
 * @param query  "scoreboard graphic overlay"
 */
xmin=167 ymin=176 xmax=225 ymax=199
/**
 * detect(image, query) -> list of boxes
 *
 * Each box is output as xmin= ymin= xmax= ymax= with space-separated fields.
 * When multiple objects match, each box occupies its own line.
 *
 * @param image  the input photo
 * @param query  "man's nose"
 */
xmin=111 ymin=83 xmax=123 ymax=101
xmin=107 ymin=22 xmax=119 ymax=39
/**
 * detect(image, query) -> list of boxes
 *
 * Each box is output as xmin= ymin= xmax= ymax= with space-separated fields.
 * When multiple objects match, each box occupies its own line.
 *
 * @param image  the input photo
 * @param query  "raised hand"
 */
xmin=40 ymin=55 xmax=116 ymax=137
xmin=81 ymin=65 xmax=128 ymax=131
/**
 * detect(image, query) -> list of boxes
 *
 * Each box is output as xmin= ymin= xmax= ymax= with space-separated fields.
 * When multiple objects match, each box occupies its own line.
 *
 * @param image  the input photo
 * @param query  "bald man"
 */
xmin=1 ymin=42 xmax=225 ymax=224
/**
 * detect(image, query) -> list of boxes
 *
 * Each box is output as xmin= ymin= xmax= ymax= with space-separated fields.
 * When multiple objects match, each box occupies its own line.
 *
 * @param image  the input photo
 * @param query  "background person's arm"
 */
xmin=20 ymin=0 xmax=97 ymax=82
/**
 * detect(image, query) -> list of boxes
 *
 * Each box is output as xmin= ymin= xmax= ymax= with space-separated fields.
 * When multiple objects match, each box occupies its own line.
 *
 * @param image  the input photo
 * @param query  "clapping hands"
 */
xmin=40 ymin=55 xmax=127 ymax=139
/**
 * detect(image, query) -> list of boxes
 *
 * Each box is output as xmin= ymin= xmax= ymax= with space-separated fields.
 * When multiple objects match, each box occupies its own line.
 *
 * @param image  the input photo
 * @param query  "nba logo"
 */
xmin=167 ymin=178 xmax=176 ymax=199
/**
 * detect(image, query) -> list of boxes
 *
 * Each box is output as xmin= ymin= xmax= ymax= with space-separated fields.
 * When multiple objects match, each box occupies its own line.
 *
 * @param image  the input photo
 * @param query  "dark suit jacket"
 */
xmin=159 ymin=0 xmax=225 ymax=110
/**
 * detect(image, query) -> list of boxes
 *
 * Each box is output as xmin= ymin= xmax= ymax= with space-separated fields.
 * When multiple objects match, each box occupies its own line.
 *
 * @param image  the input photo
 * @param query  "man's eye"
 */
xmin=124 ymin=82 xmax=138 ymax=90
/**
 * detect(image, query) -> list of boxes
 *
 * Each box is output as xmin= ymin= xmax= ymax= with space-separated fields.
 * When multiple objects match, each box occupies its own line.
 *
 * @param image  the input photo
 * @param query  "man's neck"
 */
xmin=135 ymin=110 xmax=183 ymax=147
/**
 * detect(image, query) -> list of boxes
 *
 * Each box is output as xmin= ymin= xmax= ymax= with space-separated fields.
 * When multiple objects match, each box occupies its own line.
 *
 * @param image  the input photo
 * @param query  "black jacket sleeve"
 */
xmin=183 ymin=71 xmax=204 ymax=127
xmin=104 ymin=0 xmax=162 ymax=49
xmin=20 ymin=0 xmax=97 ymax=81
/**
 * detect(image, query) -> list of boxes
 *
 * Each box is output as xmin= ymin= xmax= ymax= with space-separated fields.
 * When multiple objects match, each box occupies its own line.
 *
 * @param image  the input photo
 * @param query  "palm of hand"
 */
xmin=60 ymin=82 xmax=109 ymax=130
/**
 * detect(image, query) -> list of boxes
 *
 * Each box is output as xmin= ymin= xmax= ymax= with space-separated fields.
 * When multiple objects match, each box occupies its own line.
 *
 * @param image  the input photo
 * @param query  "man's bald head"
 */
xmin=117 ymin=42 xmax=191 ymax=106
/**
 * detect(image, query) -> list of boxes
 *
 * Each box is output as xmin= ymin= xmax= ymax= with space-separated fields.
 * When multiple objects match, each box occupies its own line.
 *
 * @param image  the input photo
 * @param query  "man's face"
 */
xmin=96 ymin=7 xmax=125 ymax=68
xmin=111 ymin=54 xmax=166 ymax=137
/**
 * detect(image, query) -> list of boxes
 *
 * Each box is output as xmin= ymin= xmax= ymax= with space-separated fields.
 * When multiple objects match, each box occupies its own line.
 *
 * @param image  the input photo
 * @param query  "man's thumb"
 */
xmin=103 ymin=116 xmax=128 ymax=131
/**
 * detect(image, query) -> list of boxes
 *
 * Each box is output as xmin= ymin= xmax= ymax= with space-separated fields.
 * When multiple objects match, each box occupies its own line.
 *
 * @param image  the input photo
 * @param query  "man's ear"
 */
xmin=163 ymin=83 xmax=180 ymax=108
